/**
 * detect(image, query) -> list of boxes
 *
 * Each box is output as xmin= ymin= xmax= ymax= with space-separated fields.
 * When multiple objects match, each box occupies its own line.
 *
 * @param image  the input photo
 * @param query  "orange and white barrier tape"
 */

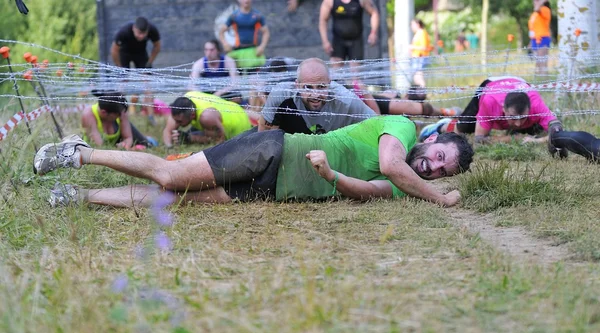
xmin=534 ymin=81 xmax=600 ymax=92
xmin=424 ymin=81 xmax=600 ymax=95
xmin=0 ymin=104 xmax=53 ymax=141
xmin=0 ymin=104 xmax=90 ymax=141
xmin=0 ymin=111 xmax=25 ymax=141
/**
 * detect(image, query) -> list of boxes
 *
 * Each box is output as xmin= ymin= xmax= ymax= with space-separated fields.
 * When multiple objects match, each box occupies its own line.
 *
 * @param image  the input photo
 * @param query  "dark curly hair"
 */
xmin=435 ymin=132 xmax=474 ymax=173
xmin=92 ymin=90 xmax=128 ymax=114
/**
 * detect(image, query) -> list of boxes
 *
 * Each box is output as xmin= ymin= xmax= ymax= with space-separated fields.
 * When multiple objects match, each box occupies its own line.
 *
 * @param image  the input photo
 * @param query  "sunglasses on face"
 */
xmin=300 ymin=83 xmax=330 ymax=92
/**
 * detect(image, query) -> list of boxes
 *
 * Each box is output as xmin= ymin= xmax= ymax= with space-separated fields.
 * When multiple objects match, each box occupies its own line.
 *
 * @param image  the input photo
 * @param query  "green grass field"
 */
xmin=2 ymin=56 xmax=600 ymax=332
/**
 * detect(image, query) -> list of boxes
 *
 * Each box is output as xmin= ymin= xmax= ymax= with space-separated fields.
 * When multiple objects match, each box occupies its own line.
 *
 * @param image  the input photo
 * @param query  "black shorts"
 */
xmin=111 ymin=122 xmax=151 ymax=147
xmin=374 ymin=95 xmax=390 ymax=115
xmin=119 ymin=51 xmax=149 ymax=69
xmin=202 ymin=129 xmax=284 ymax=202
xmin=331 ymin=36 xmax=364 ymax=61
xmin=457 ymin=79 xmax=491 ymax=133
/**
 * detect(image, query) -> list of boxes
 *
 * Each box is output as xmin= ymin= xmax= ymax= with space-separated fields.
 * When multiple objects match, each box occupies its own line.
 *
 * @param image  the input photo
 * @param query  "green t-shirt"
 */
xmin=275 ymin=115 xmax=417 ymax=201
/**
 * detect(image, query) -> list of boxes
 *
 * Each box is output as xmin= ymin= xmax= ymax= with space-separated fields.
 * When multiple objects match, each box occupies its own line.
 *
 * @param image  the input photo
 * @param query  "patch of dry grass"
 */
xmin=2 ymin=69 xmax=600 ymax=331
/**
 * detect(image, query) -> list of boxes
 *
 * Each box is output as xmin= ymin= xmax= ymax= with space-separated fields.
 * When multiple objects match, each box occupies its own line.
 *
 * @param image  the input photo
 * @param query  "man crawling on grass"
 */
xmin=33 ymin=115 xmax=474 ymax=208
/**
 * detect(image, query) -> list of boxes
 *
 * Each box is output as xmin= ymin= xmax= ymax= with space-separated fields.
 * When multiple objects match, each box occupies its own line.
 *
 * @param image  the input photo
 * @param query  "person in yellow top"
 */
xmin=528 ymin=0 xmax=552 ymax=75
xmin=409 ymin=19 xmax=432 ymax=88
xmin=81 ymin=91 xmax=156 ymax=149
xmin=162 ymin=91 xmax=253 ymax=147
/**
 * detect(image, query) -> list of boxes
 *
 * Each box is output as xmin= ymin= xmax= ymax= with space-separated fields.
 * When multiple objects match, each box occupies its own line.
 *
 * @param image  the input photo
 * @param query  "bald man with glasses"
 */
xmin=258 ymin=58 xmax=376 ymax=134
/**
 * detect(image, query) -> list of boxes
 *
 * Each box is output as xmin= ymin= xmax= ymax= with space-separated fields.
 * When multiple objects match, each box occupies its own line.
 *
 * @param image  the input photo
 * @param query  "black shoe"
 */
xmin=547 ymin=120 xmax=568 ymax=159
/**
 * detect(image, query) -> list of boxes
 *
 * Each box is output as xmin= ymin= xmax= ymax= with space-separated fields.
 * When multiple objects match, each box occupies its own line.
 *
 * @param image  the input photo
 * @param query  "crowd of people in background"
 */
xmin=108 ymin=0 xmax=551 ymax=93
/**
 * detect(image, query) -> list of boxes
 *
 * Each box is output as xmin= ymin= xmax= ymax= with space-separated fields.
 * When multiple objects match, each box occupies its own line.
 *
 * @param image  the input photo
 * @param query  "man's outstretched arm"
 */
xmin=474 ymin=122 xmax=528 ymax=144
xmin=110 ymin=42 xmax=121 ymax=67
xmin=147 ymin=40 xmax=161 ymax=66
xmin=378 ymin=134 xmax=460 ymax=206
xmin=318 ymin=0 xmax=334 ymax=55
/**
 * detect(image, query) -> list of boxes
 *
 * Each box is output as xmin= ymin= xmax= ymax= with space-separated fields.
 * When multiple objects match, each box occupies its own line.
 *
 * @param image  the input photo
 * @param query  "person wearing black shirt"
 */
xmin=111 ymin=17 xmax=161 ymax=69
xmin=318 ymin=0 xmax=379 ymax=70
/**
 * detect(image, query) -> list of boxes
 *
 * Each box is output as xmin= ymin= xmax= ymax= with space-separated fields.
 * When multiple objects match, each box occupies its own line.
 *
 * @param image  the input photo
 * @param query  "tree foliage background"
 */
xmin=0 ymin=0 xmax=98 ymax=97
xmin=463 ymin=0 xmax=558 ymax=46
xmin=386 ymin=0 xmax=558 ymax=49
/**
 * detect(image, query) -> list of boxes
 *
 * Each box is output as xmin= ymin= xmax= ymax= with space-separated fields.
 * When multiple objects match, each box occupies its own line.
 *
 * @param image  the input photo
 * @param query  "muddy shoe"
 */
xmin=547 ymin=120 xmax=568 ymax=159
xmin=33 ymin=134 xmax=90 ymax=175
xmin=49 ymin=182 xmax=80 ymax=207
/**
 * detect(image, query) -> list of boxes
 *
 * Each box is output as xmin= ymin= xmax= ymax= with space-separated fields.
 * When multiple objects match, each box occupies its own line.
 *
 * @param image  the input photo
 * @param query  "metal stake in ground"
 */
xmin=0 ymin=46 xmax=37 ymax=151
xmin=503 ymin=34 xmax=515 ymax=75
xmin=24 ymin=53 xmax=63 ymax=139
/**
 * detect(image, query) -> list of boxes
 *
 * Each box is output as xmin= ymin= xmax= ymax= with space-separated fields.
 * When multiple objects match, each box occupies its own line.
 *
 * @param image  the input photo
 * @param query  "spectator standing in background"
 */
xmin=219 ymin=0 xmax=270 ymax=73
xmin=528 ymin=0 xmax=552 ymax=76
xmin=408 ymin=19 xmax=432 ymax=88
xmin=465 ymin=30 xmax=479 ymax=51
xmin=454 ymin=29 xmax=468 ymax=52
xmin=111 ymin=17 xmax=161 ymax=69
xmin=318 ymin=0 xmax=379 ymax=71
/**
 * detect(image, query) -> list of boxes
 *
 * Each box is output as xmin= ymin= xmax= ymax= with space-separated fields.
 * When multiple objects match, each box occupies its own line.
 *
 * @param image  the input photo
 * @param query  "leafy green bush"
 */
xmin=0 ymin=0 xmax=98 ymax=100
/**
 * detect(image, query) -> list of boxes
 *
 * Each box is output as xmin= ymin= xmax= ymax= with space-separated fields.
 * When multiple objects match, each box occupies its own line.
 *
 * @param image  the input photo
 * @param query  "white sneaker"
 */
xmin=33 ymin=134 xmax=90 ymax=175
xmin=49 ymin=182 xmax=80 ymax=207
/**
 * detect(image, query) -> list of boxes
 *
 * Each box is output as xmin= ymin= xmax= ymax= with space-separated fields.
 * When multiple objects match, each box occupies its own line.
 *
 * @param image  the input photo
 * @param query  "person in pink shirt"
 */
xmin=145 ymin=98 xmax=171 ymax=117
xmin=419 ymin=76 xmax=558 ymax=145
xmin=129 ymin=95 xmax=171 ymax=127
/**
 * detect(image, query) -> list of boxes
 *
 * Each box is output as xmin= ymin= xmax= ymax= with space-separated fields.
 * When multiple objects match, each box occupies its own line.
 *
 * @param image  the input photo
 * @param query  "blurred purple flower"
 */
xmin=153 ymin=210 xmax=174 ymax=227
xmin=155 ymin=232 xmax=172 ymax=251
xmin=111 ymin=274 xmax=129 ymax=293
xmin=153 ymin=191 xmax=176 ymax=209
xmin=151 ymin=192 xmax=176 ymax=227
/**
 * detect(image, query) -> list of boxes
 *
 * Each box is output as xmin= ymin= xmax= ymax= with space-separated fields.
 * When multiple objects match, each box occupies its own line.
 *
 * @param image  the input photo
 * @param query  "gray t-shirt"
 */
xmin=262 ymin=81 xmax=376 ymax=134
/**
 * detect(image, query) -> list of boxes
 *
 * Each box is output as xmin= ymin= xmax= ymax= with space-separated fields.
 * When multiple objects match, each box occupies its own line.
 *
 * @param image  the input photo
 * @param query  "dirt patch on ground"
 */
xmin=447 ymin=209 xmax=570 ymax=263
xmin=429 ymin=180 xmax=570 ymax=263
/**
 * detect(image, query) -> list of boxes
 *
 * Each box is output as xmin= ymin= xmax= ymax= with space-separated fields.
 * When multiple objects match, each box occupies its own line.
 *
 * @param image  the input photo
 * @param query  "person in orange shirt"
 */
xmin=409 ymin=19 xmax=432 ymax=88
xmin=528 ymin=0 xmax=552 ymax=75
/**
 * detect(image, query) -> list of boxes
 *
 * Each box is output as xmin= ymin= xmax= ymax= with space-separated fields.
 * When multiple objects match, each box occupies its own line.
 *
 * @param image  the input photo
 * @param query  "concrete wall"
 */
xmin=97 ymin=0 xmax=389 ymax=69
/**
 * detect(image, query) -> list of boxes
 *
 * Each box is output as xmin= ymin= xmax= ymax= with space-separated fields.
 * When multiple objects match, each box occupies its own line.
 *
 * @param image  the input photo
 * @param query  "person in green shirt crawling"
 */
xmin=35 ymin=115 xmax=474 ymax=208
xmin=81 ymin=91 xmax=157 ymax=149
xmin=162 ymin=91 xmax=254 ymax=148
